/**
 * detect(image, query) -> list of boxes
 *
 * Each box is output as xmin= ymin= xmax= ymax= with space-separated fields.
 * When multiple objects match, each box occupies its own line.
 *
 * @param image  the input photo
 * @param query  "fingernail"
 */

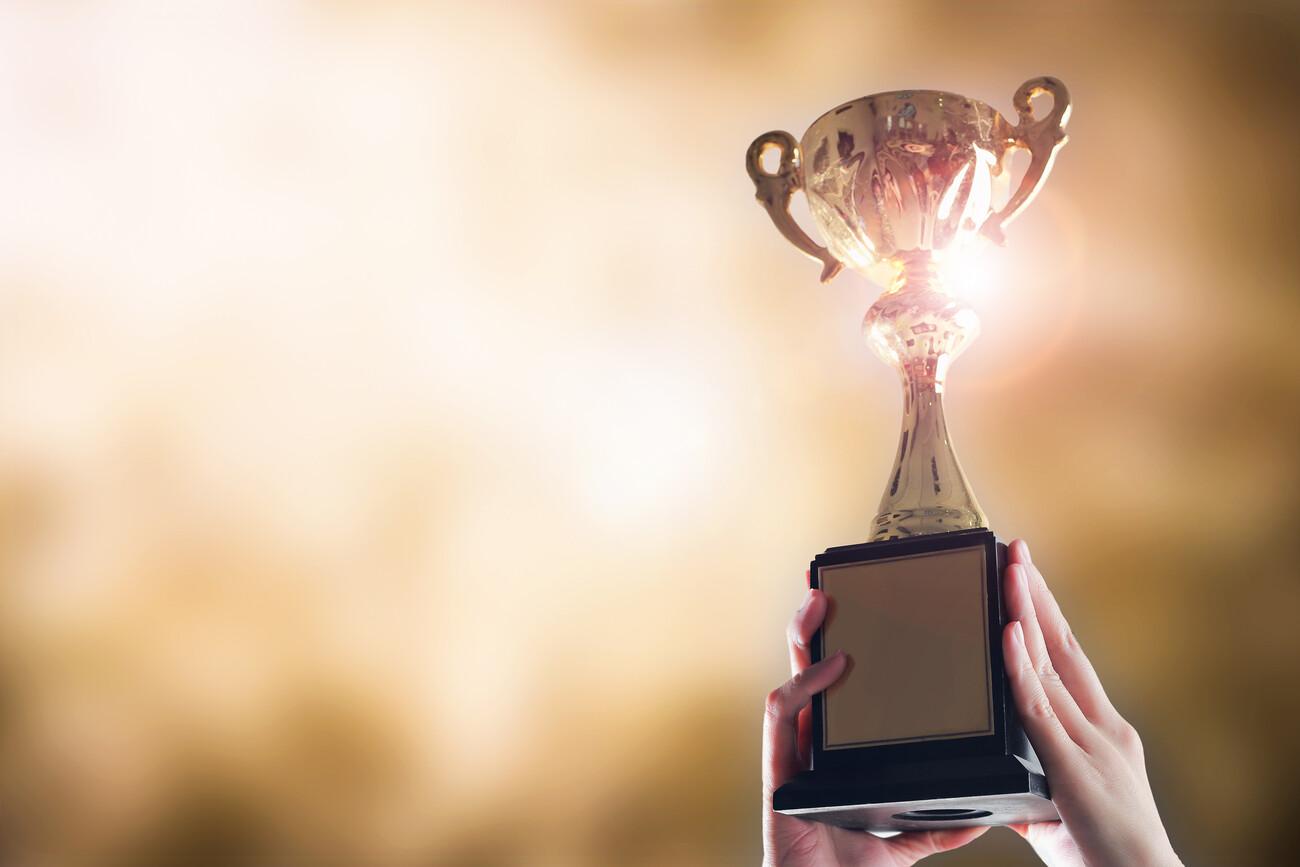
xmin=1019 ymin=540 xmax=1032 ymax=563
xmin=797 ymin=588 xmax=815 ymax=614
xmin=1011 ymin=621 xmax=1025 ymax=648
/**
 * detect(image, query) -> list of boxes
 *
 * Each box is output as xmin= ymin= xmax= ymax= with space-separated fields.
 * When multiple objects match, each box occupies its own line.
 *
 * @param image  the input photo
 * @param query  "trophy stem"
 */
xmin=889 ymin=253 xmax=942 ymax=295
xmin=865 ymin=254 xmax=987 ymax=540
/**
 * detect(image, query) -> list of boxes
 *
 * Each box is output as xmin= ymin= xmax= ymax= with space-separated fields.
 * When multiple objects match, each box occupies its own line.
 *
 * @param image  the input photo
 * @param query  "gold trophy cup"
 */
xmin=748 ymin=78 xmax=1071 ymax=831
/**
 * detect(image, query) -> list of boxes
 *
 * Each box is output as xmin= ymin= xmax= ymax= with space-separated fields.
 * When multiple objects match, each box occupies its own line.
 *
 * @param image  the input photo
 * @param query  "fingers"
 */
xmin=787 ymin=588 xmax=828 ymax=676
xmin=885 ymin=825 xmax=989 ymax=861
xmin=763 ymin=651 xmax=846 ymax=795
xmin=1009 ymin=539 xmax=1119 ymax=726
xmin=1004 ymin=562 xmax=1093 ymax=747
xmin=786 ymin=588 xmax=828 ymax=769
xmin=1003 ymin=620 xmax=1083 ymax=776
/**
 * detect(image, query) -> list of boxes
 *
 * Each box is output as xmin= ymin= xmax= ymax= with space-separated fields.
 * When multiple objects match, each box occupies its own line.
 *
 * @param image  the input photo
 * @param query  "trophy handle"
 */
xmin=982 ymin=77 xmax=1071 ymax=245
xmin=746 ymin=130 xmax=843 ymax=283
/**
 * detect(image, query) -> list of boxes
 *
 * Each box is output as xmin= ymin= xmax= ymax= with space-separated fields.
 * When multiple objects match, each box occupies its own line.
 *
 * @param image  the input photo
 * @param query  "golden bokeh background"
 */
xmin=0 ymin=1 xmax=1297 ymax=865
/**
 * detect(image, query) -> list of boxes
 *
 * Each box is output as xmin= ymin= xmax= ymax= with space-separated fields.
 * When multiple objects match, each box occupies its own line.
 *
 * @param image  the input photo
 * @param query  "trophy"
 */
xmin=747 ymin=77 xmax=1071 ymax=831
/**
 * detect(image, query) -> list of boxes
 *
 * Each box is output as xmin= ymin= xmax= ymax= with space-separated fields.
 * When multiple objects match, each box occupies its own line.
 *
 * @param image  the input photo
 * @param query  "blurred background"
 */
xmin=0 ymin=1 xmax=1297 ymax=864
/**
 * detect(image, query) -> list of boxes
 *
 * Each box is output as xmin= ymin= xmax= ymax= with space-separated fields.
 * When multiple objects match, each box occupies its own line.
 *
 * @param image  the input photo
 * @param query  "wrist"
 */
xmin=1091 ymin=826 xmax=1179 ymax=867
xmin=1132 ymin=839 xmax=1181 ymax=867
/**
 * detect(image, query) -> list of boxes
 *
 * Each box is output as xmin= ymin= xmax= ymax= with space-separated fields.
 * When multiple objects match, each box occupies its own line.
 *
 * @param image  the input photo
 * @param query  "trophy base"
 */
xmin=774 ymin=755 xmax=1056 ymax=832
xmin=780 ymin=528 xmax=1058 ymax=833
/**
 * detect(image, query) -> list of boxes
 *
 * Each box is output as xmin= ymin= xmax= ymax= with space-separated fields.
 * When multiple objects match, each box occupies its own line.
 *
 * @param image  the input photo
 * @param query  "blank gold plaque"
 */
xmin=820 ymin=546 xmax=992 ymax=748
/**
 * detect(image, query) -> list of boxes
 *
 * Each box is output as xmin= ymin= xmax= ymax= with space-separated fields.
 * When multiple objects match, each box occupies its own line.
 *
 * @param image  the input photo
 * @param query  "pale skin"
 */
xmin=762 ymin=539 xmax=1182 ymax=867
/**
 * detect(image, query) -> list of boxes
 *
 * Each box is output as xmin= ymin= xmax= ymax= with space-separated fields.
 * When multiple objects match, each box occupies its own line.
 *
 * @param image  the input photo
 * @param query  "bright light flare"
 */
xmin=939 ymin=243 xmax=1007 ymax=308
xmin=572 ymin=359 xmax=724 ymax=526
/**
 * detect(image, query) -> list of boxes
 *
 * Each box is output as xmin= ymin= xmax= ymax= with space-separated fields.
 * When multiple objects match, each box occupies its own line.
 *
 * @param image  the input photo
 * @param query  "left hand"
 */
xmin=762 ymin=588 xmax=989 ymax=866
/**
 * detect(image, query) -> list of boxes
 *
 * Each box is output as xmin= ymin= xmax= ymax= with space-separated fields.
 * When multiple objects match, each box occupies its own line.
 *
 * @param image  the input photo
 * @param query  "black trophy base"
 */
xmin=778 ymin=528 xmax=1059 ymax=833
xmin=774 ymin=755 xmax=1056 ymax=832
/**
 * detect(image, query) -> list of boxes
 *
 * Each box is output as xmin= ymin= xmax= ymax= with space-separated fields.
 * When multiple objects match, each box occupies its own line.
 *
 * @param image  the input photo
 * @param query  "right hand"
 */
xmin=1001 ymin=539 xmax=1182 ymax=867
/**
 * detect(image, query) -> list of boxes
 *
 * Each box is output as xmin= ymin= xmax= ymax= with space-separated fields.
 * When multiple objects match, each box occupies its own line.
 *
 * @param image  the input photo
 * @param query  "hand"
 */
xmin=762 ymin=588 xmax=989 ymax=866
xmin=1001 ymin=539 xmax=1182 ymax=867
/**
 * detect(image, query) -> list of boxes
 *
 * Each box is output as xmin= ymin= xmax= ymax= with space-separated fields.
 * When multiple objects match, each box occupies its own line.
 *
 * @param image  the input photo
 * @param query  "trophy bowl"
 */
xmin=746 ymin=77 xmax=1070 ymax=283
